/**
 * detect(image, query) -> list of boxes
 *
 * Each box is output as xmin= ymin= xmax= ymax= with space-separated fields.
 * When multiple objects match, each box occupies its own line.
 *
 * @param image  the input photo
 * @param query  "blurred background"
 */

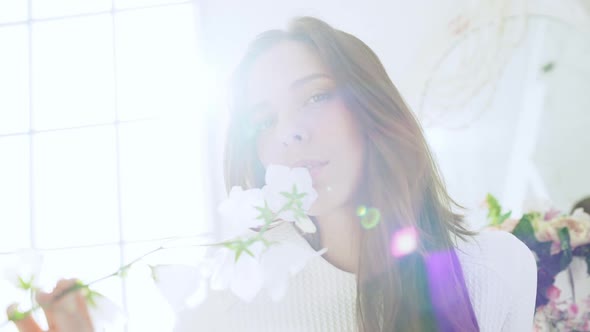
xmin=0 ymin=0 xmax=589 ymax=331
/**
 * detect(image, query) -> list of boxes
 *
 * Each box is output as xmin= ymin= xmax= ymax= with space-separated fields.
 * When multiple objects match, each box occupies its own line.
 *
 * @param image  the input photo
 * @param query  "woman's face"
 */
xmin=245 ymin=41 xmax=365 ymax=216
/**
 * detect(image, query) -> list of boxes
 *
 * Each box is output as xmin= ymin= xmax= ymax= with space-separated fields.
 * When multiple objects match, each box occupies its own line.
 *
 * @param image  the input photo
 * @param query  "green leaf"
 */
xmin=511 ymin=215 xmax=536 ymax=246
xmin=557 ymin=227 xmax=573 ymax=269
xmin=499 ymin=211 xmax=512 ymax=225
xmin=7 ymin=308 xmax=27 ymax=322
xmin=17 ymin=275 xmax=34 ymax=291
xmin=148 ymin=265 xmax=159 ymax=282
xmin=280 ymin=185 xmax=307 ymax=208
xmin=117 ymin=265 xmax=131 ymax=278
xmin=486 ymin=193 xmax=511 ymax=226
xmin=542 ymin=62 xmax=555 ymax=73
xmin=234 ymin=247 xmax=246 ymax=262
xmin=293 ymin=207 xmax=306 ymax=222
xmin=260 ymin=237 xmax=278 ymax=248
xmin=85 ymin=289 xmax=103 ymax=308
xmin=255 ymin=201 xmax=275 ymax=222
xmin=291 ymin=184 xmax=306 ymax=200
xmin=232 ymin=239 xmax=256 ymax=262
xmin=223 ymin=240 xmax=238 ymax=250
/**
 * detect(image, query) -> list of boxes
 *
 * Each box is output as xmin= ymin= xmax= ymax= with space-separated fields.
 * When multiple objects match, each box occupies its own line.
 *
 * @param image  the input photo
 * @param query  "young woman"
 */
xmin=9 ymin=16 xmax=537 ymax=332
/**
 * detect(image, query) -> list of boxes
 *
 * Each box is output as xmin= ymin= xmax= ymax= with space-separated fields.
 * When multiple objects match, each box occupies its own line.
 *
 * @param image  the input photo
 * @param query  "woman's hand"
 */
xmin=7 ymin=279 xmax=94 ymax=332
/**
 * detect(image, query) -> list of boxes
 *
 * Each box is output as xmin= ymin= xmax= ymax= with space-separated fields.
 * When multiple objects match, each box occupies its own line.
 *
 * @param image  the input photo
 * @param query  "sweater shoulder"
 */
xmin=454 ymin=230 xmax=537 ymax=331
xmin=456 ymin=230 xmax=536 ymax=281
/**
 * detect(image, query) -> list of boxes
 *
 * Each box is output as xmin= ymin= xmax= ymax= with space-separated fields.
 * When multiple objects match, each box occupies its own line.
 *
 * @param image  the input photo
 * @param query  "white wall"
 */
xmin=198 ymin=0 xmax=590 ymax=229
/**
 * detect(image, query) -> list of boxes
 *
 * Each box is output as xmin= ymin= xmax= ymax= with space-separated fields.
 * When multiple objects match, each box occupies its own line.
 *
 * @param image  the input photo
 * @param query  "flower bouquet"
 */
xmin=1 ymin=165 xmax=325 ymax=330
xmin=485 ymin=194 xmax=590 ymax=331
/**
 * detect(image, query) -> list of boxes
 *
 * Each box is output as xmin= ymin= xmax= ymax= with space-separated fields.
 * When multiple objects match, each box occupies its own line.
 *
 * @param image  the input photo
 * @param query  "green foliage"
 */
xmin=7 ymin=308 xmax=26 ymax=322
xmin=2 ymin=182 xmax=313 ymax=328
xmin=280 ymin=184 xmax=307 ymax=211
xmin=224 ymin=239 xmax=256 ymax=262
xmin=117 ymin=265 xmax=131 ymax=278
xmin=485 ymin=193 xmax=512 ymax=226
xmin=148 ymin=265 xmax=159 ymax=282
xmin=512 ymin=214 xmax=537 ymax=246
xmin=16 ymin=276 xmax=34 ymax=291
xmin=484 ymin=193 xmax=585 ymax=309
xmin=84 ymin=289 xmax=104 ymax=308
xmin=255 ymin=202 xmax=274 ymax=222
xmin=224 ymin=183 xmax=310 ymax=261
xmin=542 ymin=62 xmax=555 ymax=73
xmin=557 ymin=227 xmax=572 ymax=270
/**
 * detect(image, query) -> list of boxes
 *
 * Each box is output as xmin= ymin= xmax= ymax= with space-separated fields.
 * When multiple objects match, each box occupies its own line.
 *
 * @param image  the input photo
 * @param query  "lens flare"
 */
xmin=359 ymin=207 xmax=381 ymax=229
xmin=390 ymin=227 xmax=418 ymax=257
xmin=356 ymin=205 xmax=367 ymax=217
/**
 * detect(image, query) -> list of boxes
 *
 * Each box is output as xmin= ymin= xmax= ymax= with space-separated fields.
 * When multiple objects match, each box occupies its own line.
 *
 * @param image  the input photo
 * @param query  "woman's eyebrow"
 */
xmin=246 ymin=73 xmax=333 ymax=114
xmin=290 ymin=73 xmax=333 ymax=89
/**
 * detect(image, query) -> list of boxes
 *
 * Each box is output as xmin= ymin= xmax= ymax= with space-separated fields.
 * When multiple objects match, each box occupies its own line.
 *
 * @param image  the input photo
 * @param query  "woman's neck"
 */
xmin=314 ymin=206 xmax=362 ymax=274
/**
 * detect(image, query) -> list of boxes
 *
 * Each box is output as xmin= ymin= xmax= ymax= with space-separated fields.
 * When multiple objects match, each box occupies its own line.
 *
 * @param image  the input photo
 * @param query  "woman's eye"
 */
xmin=304 ymin=91 xmax=333 ymax=106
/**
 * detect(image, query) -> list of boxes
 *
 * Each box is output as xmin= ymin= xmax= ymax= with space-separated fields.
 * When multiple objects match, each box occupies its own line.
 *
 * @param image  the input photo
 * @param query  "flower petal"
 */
xmin=151 ymin=264 xmax=208 ymax=311
xmin=86 ymin=293 xmax=126 ymax=331
xmin=294 ymin=216 xmax=317 ymax=234
xmin=1 ymin=250 xmax=43 ymax=290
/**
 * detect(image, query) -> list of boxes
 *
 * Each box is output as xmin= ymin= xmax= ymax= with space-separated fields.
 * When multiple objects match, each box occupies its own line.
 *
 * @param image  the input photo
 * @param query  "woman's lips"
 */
xmin=308 ymin=163 xmax=327 ymax=180
xmin=292 ymin=160 xmax=330 ymax=181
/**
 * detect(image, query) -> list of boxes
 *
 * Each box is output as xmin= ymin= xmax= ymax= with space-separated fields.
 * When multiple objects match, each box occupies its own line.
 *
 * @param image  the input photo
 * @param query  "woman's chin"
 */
xmin=307 ymin=201 xmax=323 ymax=217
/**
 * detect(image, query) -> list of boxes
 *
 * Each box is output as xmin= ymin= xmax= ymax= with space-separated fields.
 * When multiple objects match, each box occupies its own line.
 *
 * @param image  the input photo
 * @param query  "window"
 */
xmin=0 ymin=1 xmax=209 ymax=331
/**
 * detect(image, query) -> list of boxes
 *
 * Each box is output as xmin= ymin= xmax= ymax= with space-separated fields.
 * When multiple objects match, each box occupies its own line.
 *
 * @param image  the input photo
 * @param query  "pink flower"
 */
xmin=569 ymin=303 xmax=579 ymax=317
xmin=544 ymin=208 xmax=561 ymax=221
xmin=552 ymin=217 xmax=590 ymax=248
xmin=535 ymin=211 xmax=590 ymax=250
xmin=546 ymin=285 xmax=561 ymax=301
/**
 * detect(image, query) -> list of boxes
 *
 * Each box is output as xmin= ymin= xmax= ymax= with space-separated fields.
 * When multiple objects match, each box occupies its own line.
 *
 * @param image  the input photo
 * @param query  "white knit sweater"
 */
xmin=174 ymin=223 xmax=537 ymax=332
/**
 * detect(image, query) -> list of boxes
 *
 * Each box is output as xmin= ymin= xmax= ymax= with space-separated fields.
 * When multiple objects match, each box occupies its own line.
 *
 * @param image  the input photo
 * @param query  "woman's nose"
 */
xmin=278 ymin=122 xmax=309 ymax=147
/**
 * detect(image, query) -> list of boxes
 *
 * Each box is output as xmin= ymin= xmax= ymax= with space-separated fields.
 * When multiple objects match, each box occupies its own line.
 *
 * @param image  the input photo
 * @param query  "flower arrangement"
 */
xmin=1 ymin=165 xmax=325 ymax=329
xmin=485 ymin=194 xmax=590 ymax=331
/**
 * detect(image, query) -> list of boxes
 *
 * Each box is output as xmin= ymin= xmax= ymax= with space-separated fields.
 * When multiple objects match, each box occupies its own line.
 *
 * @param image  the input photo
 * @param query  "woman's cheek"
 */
xmin=256 ymin=134 xmax=275 ymax=165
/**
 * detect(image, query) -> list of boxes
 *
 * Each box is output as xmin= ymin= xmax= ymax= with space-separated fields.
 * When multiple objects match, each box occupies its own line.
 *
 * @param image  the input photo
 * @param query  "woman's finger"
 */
xmin=6 ymin=304 xmax=43 ymax=332
xmin=48 ymin=279 xmax=94 ymax=332
xmin=36 ymin=290 xmax=58 ymax=331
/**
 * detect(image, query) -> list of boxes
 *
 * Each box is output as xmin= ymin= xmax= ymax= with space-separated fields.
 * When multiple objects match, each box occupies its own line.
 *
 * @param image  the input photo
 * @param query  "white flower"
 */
xmin=86 ymin=292 xmax=126 ymax=332
xmin=217 ymin=186 xmax=266 ymax=241
xmin=208 ymin=238 xmax=326 ymax=303
xmin=262 ymin=165 xmax=318 ymax=233
xmin=209 ymin=242 xmax=265 ymax=302
xmin=1 ymin=250 xmax=43 ymax=290
xmin=292 ymin=215 xmax=317 ymax=233
xmin=260 ymin=243 xmax=327 ymax=302
xmin=151 ymin=264 xmax=209 ymax=310
xmin=150 ymin=165 xmax=322 ymax=311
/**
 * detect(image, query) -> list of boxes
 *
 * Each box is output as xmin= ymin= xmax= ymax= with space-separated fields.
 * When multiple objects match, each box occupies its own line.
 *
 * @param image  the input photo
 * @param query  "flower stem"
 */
xmin=567 ymin=265 xmax=576 ymax=303
xmin=1 ymin=239 xmax=240 ymax=327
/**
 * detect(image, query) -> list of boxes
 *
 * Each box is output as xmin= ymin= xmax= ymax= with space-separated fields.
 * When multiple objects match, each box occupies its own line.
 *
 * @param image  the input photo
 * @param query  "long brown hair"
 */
xmin=224 ymin=17 xmax=479 ymax=332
